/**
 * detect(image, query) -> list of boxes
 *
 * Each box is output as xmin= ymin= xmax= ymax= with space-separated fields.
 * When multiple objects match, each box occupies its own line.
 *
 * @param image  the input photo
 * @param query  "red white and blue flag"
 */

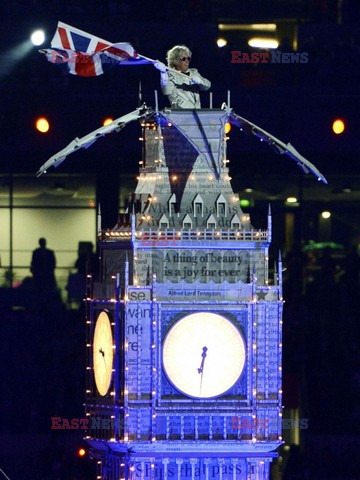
xmin=40 ymin=22 xmax=151 ymax=77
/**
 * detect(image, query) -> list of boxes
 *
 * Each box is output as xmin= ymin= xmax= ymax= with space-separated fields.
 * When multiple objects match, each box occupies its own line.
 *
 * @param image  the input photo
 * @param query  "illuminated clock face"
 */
xmin=162 ymin=312 xmax=246 ymax=398
xmin=93 ymin=311 xmax=114 ymax=396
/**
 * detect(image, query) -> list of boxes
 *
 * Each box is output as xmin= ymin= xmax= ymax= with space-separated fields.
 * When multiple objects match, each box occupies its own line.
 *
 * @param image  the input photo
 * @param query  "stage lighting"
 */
xmin=35 ymin=117 xmax=50 ymax=133
xmin=240 ymin=198 xmax=251 ymax=207
xmin=77 ymin=448 xmax=86 ymax=457
xmin=321 ymin=211 xmax=331 ymax=219
xmin=216 ymin=38 xmax=227 ymax=48
xmin=248 ymin=38 xmax=279 ymax=49
xmin=225 ymin=122 xmax=231 ymax=134
xmin=31 ymin=30 xmax=45 ymax=46
xmin=332 ymin=119 xmax=345 ymax=135
xmin=103 ymin=117 xmax=114 ymax=126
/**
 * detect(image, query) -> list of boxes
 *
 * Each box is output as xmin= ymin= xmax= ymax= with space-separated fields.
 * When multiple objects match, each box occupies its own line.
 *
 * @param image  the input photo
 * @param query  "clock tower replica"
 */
xmin=85 ymin=109 xmax=283 ymax=480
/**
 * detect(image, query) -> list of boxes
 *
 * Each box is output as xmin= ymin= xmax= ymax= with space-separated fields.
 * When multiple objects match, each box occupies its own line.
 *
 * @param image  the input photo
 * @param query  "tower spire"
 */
xmin=97 ymin=203 xmax=102 ymax=234
xmin=267 ymin=203 xmax=272 ymax=243
xmin=273 ymin=261 xmax=278 ymax=286
xmin=278 ymin=250 xmax=283 ymax=298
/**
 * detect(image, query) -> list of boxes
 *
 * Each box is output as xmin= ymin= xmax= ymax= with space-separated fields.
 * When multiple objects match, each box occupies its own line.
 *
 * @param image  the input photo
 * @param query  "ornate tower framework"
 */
xmin=85 ymin=109 xmax=283 ymax=480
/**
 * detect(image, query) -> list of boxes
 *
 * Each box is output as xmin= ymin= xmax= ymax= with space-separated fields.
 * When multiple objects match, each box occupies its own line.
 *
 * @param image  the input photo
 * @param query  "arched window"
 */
xmin=159 ymin=214 xmax=169 ymax=229
xmin=168 ymin=194 xmax=176 ymax=217
xmin=193 ymin=194 xmax=203 ymax=218
xmin=206 ymin=214 xmax=217 ymax=229
xmin=182 ymin=213 xmax=193 ymax=230
xmin=231 ymin=214 xmax=241 ymax=229
xmin=216 ymin=194 xmax=227 ymax=217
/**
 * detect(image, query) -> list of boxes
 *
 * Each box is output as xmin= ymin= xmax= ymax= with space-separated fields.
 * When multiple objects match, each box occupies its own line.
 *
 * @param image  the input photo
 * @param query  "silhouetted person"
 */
xmin=31 ymin=238 xmax=57 ymax=292
xmin=343 ymin=245 xmax=360 ymax=288
xmin=74 ymin=242 xmax=98 ymax=276
xmin=66 ymin=242 xmax=98 ymax=304
xmin=284 ymin=242 xmax=306 ymax=303
xmin=283 ymin=444 xmax=303 ymax=479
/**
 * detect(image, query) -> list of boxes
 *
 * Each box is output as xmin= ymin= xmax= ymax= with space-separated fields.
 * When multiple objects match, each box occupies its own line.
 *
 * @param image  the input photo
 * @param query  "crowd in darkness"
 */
xmin=280 ymin=243 xmax=360 ymax=478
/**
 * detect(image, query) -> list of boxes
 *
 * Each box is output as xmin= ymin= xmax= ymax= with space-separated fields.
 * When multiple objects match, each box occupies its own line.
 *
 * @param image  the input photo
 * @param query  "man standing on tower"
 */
xmin=154 ymin=45 xmax=211 ymax=109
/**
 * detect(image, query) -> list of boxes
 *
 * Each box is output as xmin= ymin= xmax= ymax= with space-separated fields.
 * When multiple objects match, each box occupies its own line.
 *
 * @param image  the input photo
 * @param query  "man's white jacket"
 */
xmin=161 ymin=68 xmax=211 ymax=109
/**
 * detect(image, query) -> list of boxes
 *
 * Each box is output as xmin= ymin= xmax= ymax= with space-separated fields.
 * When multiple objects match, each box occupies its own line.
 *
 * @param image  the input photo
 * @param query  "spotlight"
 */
xmin=332 ymin=119 xmax=345 ymax=135
xmin=77 ymin=448 xmax=86 ymax=457
xmin=321 ymin=211 xmax=331 ymax=219
xmin=216 ymin=38 xmax=228 ymax=48
xmin=248 ymin=38 xmax=279 ymax=49
xmin=31 ymin=30 xmax=45 ymax=46
xmin=285 ymin=197 xmax=298 ymax=204
xmin=240 ymin=199 xmax=251 ymax=207
xmin=35 ymin=117 xmax=50 ymax=133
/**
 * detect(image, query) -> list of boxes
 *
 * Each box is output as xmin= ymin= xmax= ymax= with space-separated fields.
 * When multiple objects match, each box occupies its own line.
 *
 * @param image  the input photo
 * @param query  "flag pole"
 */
xmin=138 ymin=80 xmax=142 ymax=107
xmin=138 ymin=54 xmax=191 ymax=80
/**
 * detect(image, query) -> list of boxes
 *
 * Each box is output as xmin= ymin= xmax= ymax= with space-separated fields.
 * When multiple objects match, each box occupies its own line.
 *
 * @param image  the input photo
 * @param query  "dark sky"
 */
xmin=1 ymin=1 xmax=359 ymax=178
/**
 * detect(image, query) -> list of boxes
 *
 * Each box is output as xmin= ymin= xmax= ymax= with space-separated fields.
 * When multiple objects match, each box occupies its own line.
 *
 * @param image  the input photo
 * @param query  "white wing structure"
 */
xmin=37 ymin=104 xmax=326 ymax=185
xmin=36 ymin=105 xmax=150 ymax=176
xmin=228 ymin=111 xmax=327 ymax=184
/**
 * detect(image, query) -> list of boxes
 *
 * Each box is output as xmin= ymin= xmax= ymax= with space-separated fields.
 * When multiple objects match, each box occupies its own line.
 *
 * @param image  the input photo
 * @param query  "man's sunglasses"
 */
xmin=180 ymin=56 xmax=191 ymax=61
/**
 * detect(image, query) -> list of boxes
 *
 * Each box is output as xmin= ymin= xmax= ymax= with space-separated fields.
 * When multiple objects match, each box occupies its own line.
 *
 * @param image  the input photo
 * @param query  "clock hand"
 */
xmin=197 ymin=346 xmax=208 ymax=374
xmin=198 ymin=346 xmax=208 ymax=395
xmin=99 ymin=348 xmax=110 ymax=377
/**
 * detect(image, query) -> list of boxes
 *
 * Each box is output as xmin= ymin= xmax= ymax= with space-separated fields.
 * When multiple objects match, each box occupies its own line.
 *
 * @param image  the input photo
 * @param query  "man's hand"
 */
xmin=191 ymin=75 xmax=203 ymax=85
xmin=154 ymin=61 xmax=167 ymax=73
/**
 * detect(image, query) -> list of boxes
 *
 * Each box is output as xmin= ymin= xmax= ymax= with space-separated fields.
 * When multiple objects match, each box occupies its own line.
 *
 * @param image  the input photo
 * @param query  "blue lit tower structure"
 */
xmin=85 ymin=109 xmax=284 ymax=480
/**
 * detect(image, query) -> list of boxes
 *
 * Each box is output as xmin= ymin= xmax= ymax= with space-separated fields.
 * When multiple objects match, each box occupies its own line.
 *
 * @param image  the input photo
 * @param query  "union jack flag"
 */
xmin=40 ymin=22 xmax=151 ymax=77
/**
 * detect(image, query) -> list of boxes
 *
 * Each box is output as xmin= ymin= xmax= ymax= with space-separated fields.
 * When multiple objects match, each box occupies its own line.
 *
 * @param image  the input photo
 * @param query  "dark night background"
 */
xmin=1 ymin=1 xmax=360 ymax=479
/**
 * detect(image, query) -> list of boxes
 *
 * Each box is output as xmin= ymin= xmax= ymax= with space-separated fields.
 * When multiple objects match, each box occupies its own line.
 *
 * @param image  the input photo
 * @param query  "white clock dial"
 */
xmin=93 ymin=311 xmax=114 ymax=396
xmin=162 ymin=312 xmax=246 ymax=398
